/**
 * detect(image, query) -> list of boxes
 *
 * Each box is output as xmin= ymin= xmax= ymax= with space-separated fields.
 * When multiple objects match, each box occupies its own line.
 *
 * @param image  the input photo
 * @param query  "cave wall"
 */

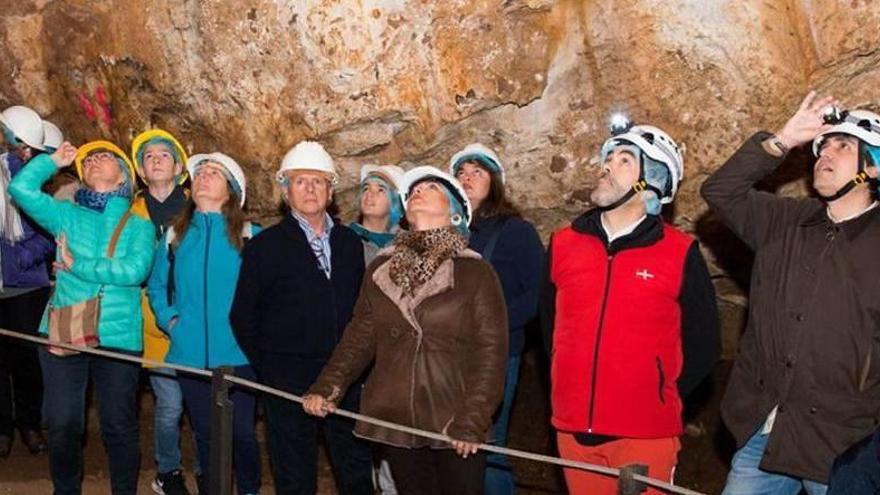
xmin=3 ymin=0 xmax=880 ymax=357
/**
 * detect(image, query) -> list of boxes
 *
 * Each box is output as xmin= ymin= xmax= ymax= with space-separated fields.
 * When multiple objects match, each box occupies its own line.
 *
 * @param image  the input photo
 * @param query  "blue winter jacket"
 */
xmin=0 ymin=153 xmax=53 ymax=289
xmin=147 ymin=212 xmax=260 ymax=369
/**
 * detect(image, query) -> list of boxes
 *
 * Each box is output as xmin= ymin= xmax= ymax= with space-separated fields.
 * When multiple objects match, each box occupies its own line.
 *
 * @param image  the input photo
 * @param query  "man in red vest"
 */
xmin=541 ymin=117 xmax=720 ymax=494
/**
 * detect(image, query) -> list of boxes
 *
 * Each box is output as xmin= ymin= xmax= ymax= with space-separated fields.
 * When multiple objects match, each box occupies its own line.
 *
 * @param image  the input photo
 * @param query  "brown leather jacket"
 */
xmin=702 ymin=133 xmax=880 ymax=483
xmin=308 ymin=246 xmax=509 ymax=447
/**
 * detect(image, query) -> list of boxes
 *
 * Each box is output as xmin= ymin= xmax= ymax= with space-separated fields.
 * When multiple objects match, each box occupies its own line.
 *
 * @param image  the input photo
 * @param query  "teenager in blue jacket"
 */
xmin=147 ymin=152 xmax=260 ymax=495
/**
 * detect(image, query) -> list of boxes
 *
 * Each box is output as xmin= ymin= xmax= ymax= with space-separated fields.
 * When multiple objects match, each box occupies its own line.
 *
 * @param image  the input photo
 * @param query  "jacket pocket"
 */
xmin=656 ymin=357 xmax=666 ymax=405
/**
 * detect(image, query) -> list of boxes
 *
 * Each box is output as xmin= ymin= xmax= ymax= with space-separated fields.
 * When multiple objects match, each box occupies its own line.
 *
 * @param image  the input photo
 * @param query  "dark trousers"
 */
xmin=263 ymin=394 xmax=373 ymax=495
xmin=39 ymin=347 xmax=141 ymax=495
xmin=380 ymin=444 xmax=487 ymax=495
xmin=828 ymin=427 xmax=880 ymax=495
xmin=179 ymin=365 xmax=261 ymax=495
xmin=0 ymin=287 xmax=49 ymax=436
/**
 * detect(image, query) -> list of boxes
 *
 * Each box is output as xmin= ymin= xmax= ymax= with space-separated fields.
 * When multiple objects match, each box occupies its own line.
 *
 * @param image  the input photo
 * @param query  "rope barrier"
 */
xmin=0 ymin=328 xmax=706 ymax=495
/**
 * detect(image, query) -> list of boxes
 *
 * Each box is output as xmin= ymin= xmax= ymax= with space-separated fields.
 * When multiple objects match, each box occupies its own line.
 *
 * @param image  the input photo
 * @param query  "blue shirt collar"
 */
xmin=291 ymin=210 xmax=334 ymax=241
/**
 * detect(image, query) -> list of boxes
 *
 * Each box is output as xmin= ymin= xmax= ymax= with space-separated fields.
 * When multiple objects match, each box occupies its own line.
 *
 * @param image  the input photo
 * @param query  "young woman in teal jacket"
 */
xmin=9 ymin=141 xmax=156 ymax=495
xmin=147 ymin=152 xmax=260 ymax=495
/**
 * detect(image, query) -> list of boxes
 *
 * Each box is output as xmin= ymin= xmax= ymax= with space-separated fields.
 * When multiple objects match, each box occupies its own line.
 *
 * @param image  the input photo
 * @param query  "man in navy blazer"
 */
xmin=231 ymin=141 xmax=373 ymax=495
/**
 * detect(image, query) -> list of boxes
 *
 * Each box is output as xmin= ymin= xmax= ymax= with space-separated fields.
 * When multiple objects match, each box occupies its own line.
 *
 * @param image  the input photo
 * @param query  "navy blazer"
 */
xmin=231 ymin=214 xmax=365 ymax=398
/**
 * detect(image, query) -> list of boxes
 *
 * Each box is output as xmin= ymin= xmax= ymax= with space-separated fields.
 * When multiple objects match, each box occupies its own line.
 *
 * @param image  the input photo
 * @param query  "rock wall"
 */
xmin=2 ymin=0 xmax=880 ymax=356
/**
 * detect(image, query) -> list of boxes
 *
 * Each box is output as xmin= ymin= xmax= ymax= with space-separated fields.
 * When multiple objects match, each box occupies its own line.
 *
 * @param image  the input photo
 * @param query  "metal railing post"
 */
xmin=618 ymin=463 xmax=648 ymax=495
xmin=209 ymin=366 xmax=234 ymax=495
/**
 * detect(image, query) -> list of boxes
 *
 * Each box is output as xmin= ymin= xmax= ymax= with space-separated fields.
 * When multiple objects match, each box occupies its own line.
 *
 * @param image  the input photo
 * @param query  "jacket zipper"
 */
xmin=204 ymin=216 xmax=211 ymax=369
xmin=587 ymin=254 xmax=614 ymax=433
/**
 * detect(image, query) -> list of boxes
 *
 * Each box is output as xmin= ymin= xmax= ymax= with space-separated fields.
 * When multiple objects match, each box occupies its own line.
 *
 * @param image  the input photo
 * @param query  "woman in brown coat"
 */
xmin=304 ymin=166 xmax=508 ymax=495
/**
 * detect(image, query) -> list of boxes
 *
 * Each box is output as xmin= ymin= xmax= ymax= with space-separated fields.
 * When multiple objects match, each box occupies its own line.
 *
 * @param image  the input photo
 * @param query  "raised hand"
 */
xmin=51 ymin=142 xmax=78 ymax=169
xmin=776 ymin=91 xmax=838 ymax=150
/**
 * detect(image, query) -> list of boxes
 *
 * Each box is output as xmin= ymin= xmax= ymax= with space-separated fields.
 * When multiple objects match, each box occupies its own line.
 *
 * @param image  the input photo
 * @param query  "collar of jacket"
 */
xmin=281 ymin=213 xmax=348 ymax=266
xmin=142 ymin=184 xmax=189 ymax=204
xmin=372 ymin=244 xmax=481 ymax=335
xmin=349 ymin=222 xmax=396 ymax=248
xmin=470 ymin=214 xmax=507 ymax=232
xmin=799 ymin=200 xmax=880 ymax=241
xmin=291 ymin=210 xmax=334 ymax=239
xmin=191 ymin=210 xmax=224 ymax=226
xmin=571 ymin=208 xmax=664 ymax=253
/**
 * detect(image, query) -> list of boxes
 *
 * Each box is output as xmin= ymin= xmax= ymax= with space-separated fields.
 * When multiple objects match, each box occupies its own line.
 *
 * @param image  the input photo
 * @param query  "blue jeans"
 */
xmin=828 ymin=427 xmax=880 ymax=494
xmin=39 ymin=347 xmax=141 ymax=495
xmin=179 ymin=365 xmax=261 ymax=495
xmin=722 ymin=430 xmax=828 ymax=495
xmin=485 ymin=354 xmax=521 ymax=495
xmin=263 ymin=394 xmax=374 ymax=495
xmin=150 ymin=367 xmax=200 ymax=475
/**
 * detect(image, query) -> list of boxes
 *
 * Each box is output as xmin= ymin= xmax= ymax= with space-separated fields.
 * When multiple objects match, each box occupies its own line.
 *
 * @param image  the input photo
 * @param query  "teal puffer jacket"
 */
xmin=8 ymin=154 xmax=156 ymax=352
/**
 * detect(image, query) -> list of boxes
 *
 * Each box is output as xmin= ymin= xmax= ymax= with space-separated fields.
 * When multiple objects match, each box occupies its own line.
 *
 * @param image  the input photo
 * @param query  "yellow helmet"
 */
xmin=131 ymin=129 xmax=189 ymax=185
xmin=75 ymin=140 xmax=138 ymax=192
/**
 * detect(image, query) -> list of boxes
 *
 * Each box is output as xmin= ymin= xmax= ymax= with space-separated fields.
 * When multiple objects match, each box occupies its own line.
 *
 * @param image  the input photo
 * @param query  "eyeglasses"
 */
xmin=83 ymin=151 xmax=115 ymax=167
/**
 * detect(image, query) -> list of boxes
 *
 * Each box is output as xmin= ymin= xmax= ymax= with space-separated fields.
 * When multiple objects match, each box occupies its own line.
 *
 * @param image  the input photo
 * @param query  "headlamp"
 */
xmin=609 ymin=113 xmax=633 ymax=136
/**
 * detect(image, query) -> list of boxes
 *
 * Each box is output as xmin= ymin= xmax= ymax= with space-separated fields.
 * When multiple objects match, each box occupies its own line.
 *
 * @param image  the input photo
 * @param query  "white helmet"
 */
xmin=812 ymin=109 xmax=880 ymax=156
xmin=360 ymin=164 xmax=405 ymax=191
xmin=400 ymin=166 xmax=473 ymax=227
xmin=448 ymin=143 xmax=505 ymax=184
xmin=0 ymin=106 xmax=46 ymax=151
xmin=600 ymin=124 xmax=684 ymax=204
xmin=277 ymin=141 xmax=338 ymax=185
xmin=187 ymin=152 xmax=248 ymax=207
xmin=42 ymin=120 xmax=63 ymax=151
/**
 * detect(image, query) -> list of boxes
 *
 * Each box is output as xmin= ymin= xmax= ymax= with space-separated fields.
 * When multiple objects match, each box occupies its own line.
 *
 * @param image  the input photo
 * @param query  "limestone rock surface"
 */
xmin=3 ymin=0 xmax=880 ymax=355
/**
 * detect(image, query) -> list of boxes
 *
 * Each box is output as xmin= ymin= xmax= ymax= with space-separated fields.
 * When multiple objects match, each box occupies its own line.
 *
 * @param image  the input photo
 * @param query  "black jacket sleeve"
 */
xmin=677 ymin=241 xmax=721 ymax=397
xmin=699 ymin=132 xmax=807 ymax=251
xmin=539 ymin=234 xmax=556 ymax=357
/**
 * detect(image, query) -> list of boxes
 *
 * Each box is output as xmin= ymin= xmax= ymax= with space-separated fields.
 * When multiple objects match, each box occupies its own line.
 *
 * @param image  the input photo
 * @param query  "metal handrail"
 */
xmin=0 ymin=328 xmax=706 ymax=495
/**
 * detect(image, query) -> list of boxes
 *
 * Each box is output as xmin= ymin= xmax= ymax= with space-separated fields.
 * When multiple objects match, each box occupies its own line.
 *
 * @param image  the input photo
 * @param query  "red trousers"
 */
xmin=557 ymin=432 xmax=680 ymax=495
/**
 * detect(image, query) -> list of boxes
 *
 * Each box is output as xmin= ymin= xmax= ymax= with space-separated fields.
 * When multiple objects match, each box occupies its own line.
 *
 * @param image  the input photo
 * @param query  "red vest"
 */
xmin=550 ymin=223 xmax=692 ymax=438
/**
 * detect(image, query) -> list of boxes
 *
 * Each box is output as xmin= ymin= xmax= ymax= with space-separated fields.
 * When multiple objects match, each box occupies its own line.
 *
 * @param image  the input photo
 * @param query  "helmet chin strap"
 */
xmin=818 ymin=141 xmax=873 ymax=202
xmin=598 ymin=155 xmax=664 ymax=212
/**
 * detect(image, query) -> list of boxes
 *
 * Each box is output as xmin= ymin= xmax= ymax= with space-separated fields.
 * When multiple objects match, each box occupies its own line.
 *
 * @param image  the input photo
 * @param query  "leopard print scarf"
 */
xmin=388 ymin=226 xmax=468 ymax=296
